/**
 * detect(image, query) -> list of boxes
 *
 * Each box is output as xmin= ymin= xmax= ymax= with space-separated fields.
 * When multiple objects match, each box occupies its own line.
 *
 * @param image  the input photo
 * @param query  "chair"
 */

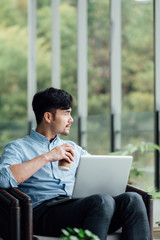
xmin=0 ymin=189 xmax=20 ymax=240
xmin=7 ymin=188 xmax=33 ymax=240
xmin=0 ymin=185 xmax=153 ymax=240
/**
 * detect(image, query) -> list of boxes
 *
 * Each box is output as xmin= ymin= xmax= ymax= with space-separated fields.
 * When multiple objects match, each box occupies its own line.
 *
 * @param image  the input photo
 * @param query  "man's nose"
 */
xmin=70 ymin=116 xmax=74 ymax=123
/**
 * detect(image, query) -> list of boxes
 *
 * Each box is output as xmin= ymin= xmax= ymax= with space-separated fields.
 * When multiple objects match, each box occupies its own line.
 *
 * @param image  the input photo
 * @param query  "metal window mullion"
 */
xmin=27 ymin=0 xmax=37 ymax=127
xmin=110 ymin=0 xmax=122 ymax=151
xmin=154 ymin=0 xmax=160 ymax=111
xmin=77 ymin=0 xmax=88 ymax=148
xmin=51 ymin=0 xmax=61 ymax=89
xmin=154 ymin=0 xmax=160 ymax=190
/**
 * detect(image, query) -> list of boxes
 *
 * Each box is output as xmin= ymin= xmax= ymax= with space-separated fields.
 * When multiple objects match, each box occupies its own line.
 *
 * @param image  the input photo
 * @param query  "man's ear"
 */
xmin=43 ymin=112 xmax=53 ymax=124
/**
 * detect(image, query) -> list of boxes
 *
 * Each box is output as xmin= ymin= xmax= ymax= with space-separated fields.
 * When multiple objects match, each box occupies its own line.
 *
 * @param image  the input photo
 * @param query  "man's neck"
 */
xmin=36 ymin=125 xmax=56 ymax=142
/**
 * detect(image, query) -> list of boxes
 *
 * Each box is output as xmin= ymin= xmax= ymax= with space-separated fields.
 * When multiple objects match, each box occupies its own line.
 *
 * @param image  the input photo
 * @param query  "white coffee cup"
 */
xmin=58 ymin=160 xmax=71 ymax=171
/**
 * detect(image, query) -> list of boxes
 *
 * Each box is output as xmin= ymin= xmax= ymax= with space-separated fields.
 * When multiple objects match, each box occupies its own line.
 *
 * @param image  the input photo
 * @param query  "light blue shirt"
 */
xmin=0 ymin=129 xmax=88 ymax=208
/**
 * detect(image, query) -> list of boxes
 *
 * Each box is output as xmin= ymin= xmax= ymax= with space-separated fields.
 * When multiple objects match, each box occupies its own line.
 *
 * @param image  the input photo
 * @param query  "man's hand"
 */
xmin=45 ymin=144 xmax=75 ymax=163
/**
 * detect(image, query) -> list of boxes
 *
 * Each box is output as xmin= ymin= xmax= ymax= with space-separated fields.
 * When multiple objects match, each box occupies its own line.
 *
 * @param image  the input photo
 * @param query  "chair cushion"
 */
xmin=34 ymin=232 xmax=121 ymax=240
xmin=34 ymin=237 xmax=58 ymax=240
xmin=107 ymin=232 xmax=121 ymax=240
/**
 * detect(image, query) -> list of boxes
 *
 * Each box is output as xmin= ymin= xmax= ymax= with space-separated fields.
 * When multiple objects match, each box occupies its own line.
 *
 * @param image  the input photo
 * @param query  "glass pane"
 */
xmin=121 ymin=0 xmax=154 ymax=188
xmin=88 ymin=0 xmax=110 ymax=115
xmin=0 ymin=120 xmax=28 ymax=155
xmin=37 ymin=0 xmax=51 ymax=90
xmin=0 ymin=0 xmax=28 ymax=154
xmin=119 ymin=111 xmax=154 ymax=189
xmin=121 ymin=0 xmax=154 ymax=113
xmin=60 ymin=0 xmax=77 ymax=115
xmin=87 ymin=114 xmax=110 ymax=154
xmin=129 ymin=151 xmax=154 ymax=189
xmin=121 ymin=111 xmax=154 ymax=146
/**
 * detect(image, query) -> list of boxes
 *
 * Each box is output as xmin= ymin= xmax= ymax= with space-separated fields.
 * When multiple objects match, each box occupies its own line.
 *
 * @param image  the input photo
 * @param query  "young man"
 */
xmin=0 ymin=87 xmax=150 ymax=240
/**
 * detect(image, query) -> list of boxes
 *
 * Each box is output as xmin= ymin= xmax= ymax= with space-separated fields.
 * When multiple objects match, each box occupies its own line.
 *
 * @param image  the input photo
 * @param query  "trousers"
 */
xmin=33 ymin=192 xmax=150 ymax=240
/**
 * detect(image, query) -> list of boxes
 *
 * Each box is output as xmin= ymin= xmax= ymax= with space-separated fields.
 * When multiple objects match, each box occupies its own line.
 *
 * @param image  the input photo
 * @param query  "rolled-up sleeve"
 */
xmin=0 ymin=142 xmax=22 ymax=188
xmin=0 ymin=166 xmax=18 ymax=188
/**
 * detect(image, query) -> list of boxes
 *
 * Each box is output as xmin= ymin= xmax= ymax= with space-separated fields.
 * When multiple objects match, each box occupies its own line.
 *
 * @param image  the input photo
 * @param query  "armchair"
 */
xmin=7 ymin=188 xmax=33 ymax=240
xmin=0 ymin=185 xmax=153 ymax=240
xmin=0 ymin=189 xmax=20 ymax=240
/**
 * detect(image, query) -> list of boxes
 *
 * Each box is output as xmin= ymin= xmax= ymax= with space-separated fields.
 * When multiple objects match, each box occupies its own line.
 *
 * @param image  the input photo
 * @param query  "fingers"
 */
xmin=64 ymin=151 xmax=74 ymax=163
xmin=61 ymin=144 xmax=75 ymax=162
xmin=48 ymin=144 xmax=75 ymax=163
xmin=61 ymin=144 xmax=75 ymax=157
xmin=64 ymin=147 xmax=75 ymax=157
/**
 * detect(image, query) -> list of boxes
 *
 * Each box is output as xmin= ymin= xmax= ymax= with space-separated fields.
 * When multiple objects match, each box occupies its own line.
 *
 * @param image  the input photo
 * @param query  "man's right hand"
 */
xmin=45 ymin=144 xmax=75 ymax=163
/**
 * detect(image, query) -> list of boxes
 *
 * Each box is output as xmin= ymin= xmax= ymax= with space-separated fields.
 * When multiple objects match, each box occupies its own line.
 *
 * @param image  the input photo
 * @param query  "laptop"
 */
xmin=46 ymin=155 xmax=132 ymax=207
xmin=72 ymin=155 xmax=133 ymax=198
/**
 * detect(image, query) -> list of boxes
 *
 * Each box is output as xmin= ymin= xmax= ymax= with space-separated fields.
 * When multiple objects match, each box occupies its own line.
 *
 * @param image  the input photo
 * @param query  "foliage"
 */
xmin=144 ymin=187 xmax=160 ymax=200
xmin=112 ymin=142 xmax=160 ymax=156
xmin=156 ymin=221 xmax=160 ymax=227
xmin=60 ymin=227 xmax=100 ymax=240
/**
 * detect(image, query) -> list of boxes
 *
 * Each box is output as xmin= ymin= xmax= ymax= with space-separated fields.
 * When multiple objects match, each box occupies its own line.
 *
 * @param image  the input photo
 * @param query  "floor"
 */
xmin=154 ymin=227 xmax=160 ymax=239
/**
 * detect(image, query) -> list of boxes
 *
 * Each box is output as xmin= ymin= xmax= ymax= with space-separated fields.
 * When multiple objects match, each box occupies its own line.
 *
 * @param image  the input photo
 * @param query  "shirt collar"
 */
xmin=30 ymin=128 xmax=58 ymax=144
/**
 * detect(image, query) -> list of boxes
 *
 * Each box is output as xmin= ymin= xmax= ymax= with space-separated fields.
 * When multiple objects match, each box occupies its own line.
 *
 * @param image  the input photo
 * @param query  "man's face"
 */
xmin=51 ymin=108 xmax=73 ymax=136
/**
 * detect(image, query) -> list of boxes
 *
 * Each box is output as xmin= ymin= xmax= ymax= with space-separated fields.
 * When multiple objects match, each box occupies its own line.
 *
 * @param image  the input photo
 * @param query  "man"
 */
xmin=0 ymin=87 xmax=150 ymax=240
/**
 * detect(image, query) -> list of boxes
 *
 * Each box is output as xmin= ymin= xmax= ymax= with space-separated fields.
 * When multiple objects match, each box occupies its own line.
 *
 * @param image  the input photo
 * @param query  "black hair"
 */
xmin=32 ymin=87 xmax=73 ymax=125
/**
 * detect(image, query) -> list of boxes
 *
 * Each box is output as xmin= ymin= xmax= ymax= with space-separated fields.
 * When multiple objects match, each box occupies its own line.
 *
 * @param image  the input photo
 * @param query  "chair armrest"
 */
xmin=0 ymin=188 xmax=19 ymax=207
xmin=0 ymin=188 xmax=21 ymax=240
xmin=126 ymin=184 xmax=152 ymax=199
xmin=7 ymin=188 xmax=33 ymax=240
xmin=126 ymin=184 xmax=153 ymax=240
xmin=8 ymin=187 xmax=32 ymax=204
